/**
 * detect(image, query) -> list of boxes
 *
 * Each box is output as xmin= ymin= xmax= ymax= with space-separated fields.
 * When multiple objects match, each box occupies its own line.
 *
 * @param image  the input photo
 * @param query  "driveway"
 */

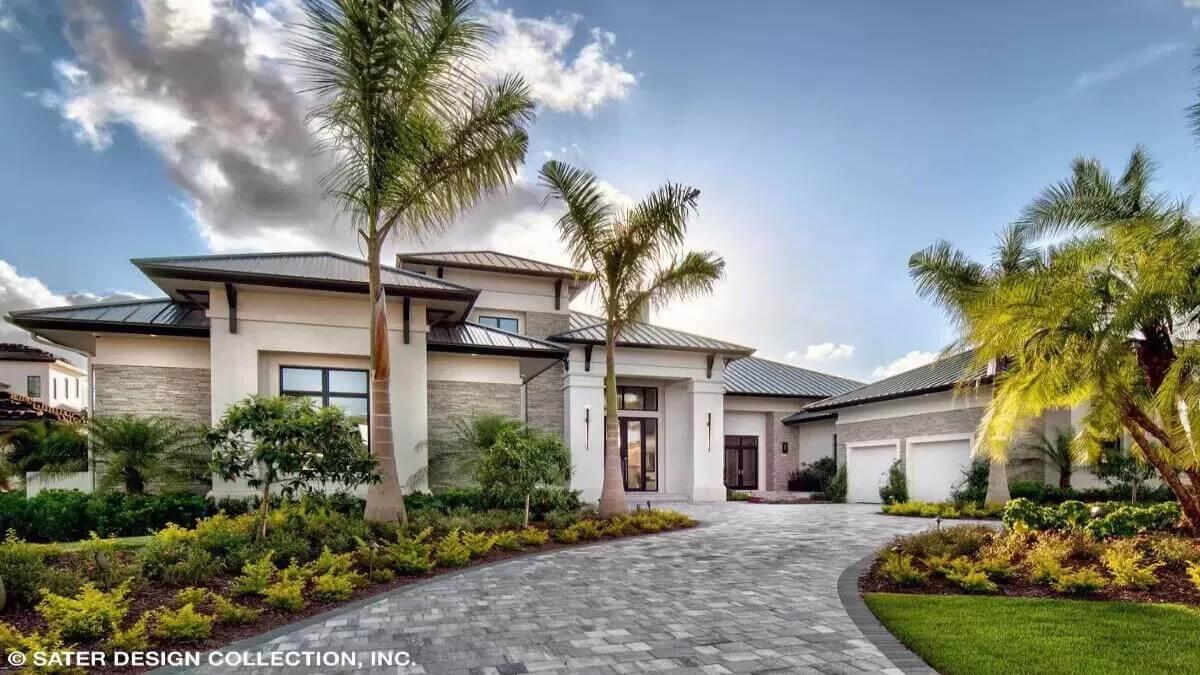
xmin=197 ymin=504 xmax=936 ymax=674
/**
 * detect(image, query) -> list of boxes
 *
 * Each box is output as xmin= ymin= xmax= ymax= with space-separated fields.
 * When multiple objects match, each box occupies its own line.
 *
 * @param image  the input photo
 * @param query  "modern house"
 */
xmin=6 ymin=250 xmax=862 ymax=503
xmin=0 ymin=343 xmax=88 ymax=412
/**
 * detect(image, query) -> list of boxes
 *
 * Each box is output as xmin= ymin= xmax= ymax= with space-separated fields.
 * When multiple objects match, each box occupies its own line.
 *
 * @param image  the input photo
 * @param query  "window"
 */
xmin=27 ymin=376 xmax=40 ymax=398
xmin=74 ymin=379 xmax=79 ymax=398
xmin=617 ymin=386 xmax=658 ymax=411
xmin=280 ymin=366 xmax=370 ymax=440
xmin=52 ymin=378 xmax=57 ymax=399
xmin=782 ymin=442 xmax=789 ymax=454
xmin=477 ymin=315 xmax=519 ymax=333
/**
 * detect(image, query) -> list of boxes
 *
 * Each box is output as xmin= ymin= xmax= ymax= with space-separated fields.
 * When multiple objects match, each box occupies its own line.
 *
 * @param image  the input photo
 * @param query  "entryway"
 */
xmin=724 ymin=435 xmax=759 ymax=490
xmin=618 ymin=417 xmax=658 ymax=491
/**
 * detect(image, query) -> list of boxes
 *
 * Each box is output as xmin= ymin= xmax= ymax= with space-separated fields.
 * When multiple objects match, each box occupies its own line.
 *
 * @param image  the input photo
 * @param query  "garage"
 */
xmin=906 ymin=434 xmax=973 ymax=502
xmin=846 ymin=440 xmax=898 ymax=503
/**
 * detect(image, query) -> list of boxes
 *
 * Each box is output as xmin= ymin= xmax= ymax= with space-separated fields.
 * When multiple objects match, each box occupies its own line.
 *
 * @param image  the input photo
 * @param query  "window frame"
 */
xmin=617 ymin=385 xmax=659 ymax=412
xmin=279 ymin=366 xmax=371 ymax=445
xmin=477 ymin=315 xmax=520 ymax=333
xmin=27 ymin=375 xmax=41 ymax=398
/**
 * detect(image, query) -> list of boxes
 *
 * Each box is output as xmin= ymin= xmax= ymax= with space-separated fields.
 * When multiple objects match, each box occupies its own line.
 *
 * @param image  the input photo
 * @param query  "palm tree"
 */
xmin=0 ymin=420 xmax=88 ymax=483
xmin=90 ymin=416 xmax=209 ymax=494
xmin=957 ymin=147 xmax=1200 ymax=528
xmin=1023 ymin=429 xmax=1078 ymax=490
xmin=908 ymin=224 xmax=1044 ymax=504
xmin=296 ymin=0 xmax=535 ymax=523
xmin=539 ymin=161 xmax=725 ymax=516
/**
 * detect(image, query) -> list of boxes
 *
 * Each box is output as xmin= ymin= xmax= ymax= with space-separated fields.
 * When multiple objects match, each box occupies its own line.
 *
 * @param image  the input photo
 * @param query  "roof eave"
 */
xmin=5 ymin=315 xmax=210 ymax=338
xmin=396 ymin=254 xmax=594 ymax=281
xmin=550 ymin=336 xmax=754 ymax=356
xmin=805 ymin=377 xmax=992 ymax=412
xmin=426 ymin=342 xmax=567 ymax=359
xmin=782 ymin=412 xmax=838 ymax=425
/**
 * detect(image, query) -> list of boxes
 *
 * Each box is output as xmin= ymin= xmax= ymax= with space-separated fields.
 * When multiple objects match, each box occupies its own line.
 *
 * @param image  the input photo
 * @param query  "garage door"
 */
xmin=847 ymin=443 xmax=896 ymax=503
xmin=907 ymin=437 xmax=972 ymax=502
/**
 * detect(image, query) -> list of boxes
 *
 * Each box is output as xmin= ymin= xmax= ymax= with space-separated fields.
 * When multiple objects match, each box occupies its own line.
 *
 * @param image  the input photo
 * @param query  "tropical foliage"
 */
xmin=473 ymin=424 xmax=572 ymax=526
xmin=540 ymin=160 xmax=724 ymax=515
xmin=296 ymin=0 xmax=536 ymax=524
xmin=1023 ymin=429 xmax=1081 ymax=490
xmin=0 ymin=420 xmax=87 ymax=484
xmin=89 ymin=416 xmax=210 ymax=495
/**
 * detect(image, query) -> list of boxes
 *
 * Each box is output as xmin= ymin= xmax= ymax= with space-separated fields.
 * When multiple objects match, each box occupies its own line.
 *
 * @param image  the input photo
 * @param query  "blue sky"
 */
xmin=1 ymin=0 xmax=1198 ymax=380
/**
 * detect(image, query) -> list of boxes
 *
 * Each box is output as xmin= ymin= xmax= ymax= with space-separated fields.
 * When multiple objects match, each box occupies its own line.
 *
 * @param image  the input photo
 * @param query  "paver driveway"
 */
xmin=200 ymin=503 xmax=937 ymax=674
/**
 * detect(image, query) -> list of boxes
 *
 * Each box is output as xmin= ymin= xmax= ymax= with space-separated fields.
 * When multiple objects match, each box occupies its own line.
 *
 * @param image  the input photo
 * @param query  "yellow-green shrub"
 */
xmin=312 ymin=572 xmax=357 ymax=602
xmin=518 ymin=528 xmax=550 ymax=546
xmin=1187 ymin=562 xmax=1200 ymax=592
xmin=461 ymin=531 xmax=496 ymax=557
xmin=1148 ymin=535 xmax=1200 ymax=565
xmin=36 ymin=582 xmax=130 ymax=643
xmin=1102 ymin=540 xmax=1163 ymax=588
xmin=879 ymin=552 xmax=927 ymax=586
xmin=173 ymin=587 xmax=208 ymax=608
xmin=1051 ymin=567 xmax=1107 ymax=594
xmin=151 ymin=603 xmax=213 ymax=643
xmin=310 ymin=546 xmax=356 ymax=576
xmin=434 ymin=530 xmax=471 ymax=567
xmin=943 ymin=558 xmax=997 ymax=593
xmin=492 ymin=530 xmax=523 ymax=551
xmin=231 ymin=552 xmax=276 ymax=596
xmin=262 ymin=578 xmax=306 ymax=612
xmin=1025 ymin=535 xmax=1072 ymax=584
xmin=105 ymin=614 xmax=149 ymax=652
xmin=211 ymin=594 xmax=261 ymax=626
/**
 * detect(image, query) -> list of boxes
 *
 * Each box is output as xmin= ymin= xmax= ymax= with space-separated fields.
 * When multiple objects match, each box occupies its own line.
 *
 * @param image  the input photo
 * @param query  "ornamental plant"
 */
xmin=1101 ymin=540 xmax=1163 ymax=588
xmin=36 ymin=582 xmax=130 ymax=643
xmin=209 ymin=395 xmax=380 ymax=538
xmin=474 ymin=425 xmax=572 ymax=527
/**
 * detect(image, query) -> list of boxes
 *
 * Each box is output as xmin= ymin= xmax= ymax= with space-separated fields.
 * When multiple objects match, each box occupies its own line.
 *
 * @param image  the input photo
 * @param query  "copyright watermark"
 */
xmin=3 ymin=649 xmax=413 ymax=670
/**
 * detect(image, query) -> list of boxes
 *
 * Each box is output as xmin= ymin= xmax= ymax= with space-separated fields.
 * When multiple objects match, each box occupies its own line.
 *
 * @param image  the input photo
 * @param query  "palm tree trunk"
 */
xmin=597 ymin=329 xmax=627 ymax=517
xmin=1058 ymin=468 xmax=1070 ymax=490
xmin=363 ymin=243 xmax=407 ymax=524
xmin=1123 ymin=421 xmax=1200 ymax=532
xmin=984 ymin=458 xmax=1010 ymax=506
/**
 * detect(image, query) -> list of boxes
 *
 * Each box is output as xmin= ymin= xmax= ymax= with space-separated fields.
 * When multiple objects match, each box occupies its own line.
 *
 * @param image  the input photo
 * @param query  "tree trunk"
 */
xmin=597 ymin=330 xmax=627 ymax=517
xmin=1058 ymin=468 xmax=1070 ymax=490
xmin=524 ymin=492 xmax=531 ymax=529
xmin=984 ymin=458 xmax=1010 ymax=506
xmin=1123 ymin=421 xmax=1200 ymax=533
xmin=258 ymin=482 xmax=271 ymax=541
xmin=363 ymin=246 xmax=407 ymax=525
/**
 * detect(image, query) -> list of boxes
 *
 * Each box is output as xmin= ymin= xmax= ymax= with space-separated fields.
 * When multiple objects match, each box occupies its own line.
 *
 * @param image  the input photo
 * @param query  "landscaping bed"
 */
xmin=0 ymin=500 xmax=696 ymax=674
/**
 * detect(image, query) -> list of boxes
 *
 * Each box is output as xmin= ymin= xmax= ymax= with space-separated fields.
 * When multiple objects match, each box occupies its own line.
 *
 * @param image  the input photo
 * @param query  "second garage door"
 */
xmin=847 ymin=442 xmax=897 ymax=503
xmin=907 ymin=436 xmax=973 ymax=502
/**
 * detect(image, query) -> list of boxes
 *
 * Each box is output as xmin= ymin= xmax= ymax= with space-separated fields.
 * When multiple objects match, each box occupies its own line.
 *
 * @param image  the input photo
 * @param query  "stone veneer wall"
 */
xmin=522 ymin=311 xmax=568 ymax=438
xmin=764 ymin=411 xmax=801 ymax=491
xmin=427 ymin=380 xmax=521 ymax=490
xmin=835 ymin=406 xmax=1043 ymax=484
xmin=92 ymin=364 xmax=211 ymax=426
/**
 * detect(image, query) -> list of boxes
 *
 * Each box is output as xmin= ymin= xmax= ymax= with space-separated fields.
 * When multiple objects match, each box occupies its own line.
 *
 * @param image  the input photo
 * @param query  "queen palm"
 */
xmin=539 ymin=161 xmax=725 ymax=516
xmin=957 ymin=147 xmax=1200 ymax=528
xmin=908 ymin=224 xmax=1044 ymax=504
xmin=297 ymin=0 xmax=535 ymax=522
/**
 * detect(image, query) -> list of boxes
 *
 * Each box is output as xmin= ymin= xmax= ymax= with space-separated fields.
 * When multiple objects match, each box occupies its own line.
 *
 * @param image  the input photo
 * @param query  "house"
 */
xmin=799 ymin=349 xmax=1101 ymax=503
xmin=6 ymin=250 xmax=861 ymax=503
xmin=0 ymin=343 xmax=88 ymax=412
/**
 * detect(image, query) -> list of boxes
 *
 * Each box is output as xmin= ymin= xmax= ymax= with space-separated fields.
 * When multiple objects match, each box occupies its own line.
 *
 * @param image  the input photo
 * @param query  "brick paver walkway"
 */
xmin=197 ymin=503 xmax=936 ymax=674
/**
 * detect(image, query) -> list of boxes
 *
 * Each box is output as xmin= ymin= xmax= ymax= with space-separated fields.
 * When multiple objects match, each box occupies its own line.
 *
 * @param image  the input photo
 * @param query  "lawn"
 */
xmin=48 ymin=534 xmax=152 ymax=552
xmin=865 ymin=593 xmax=1200 ymax=675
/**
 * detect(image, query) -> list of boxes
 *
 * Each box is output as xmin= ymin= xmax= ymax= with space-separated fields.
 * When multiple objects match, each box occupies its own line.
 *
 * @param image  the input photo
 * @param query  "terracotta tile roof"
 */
xmin=0 ymin=391 xmax=85 ymax=423
xmin=0 ymin=343 xmax=57 ymax=362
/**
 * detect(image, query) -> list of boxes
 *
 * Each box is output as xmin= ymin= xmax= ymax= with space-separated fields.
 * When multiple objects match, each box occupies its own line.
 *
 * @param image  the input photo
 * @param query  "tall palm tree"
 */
xmin=957 ymin=147 xmax=1200 ymax=528
xmin=297 ymin=0 xmax=535 ymax=523
xmin=539 ymin=161 xmax=725 ymax=516
xmin=908 ymin=224 xmax=1044 ymax=504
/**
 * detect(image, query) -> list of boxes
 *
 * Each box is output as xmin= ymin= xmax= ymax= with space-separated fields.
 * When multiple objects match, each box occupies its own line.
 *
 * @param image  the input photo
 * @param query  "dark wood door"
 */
xmin=618 ymin=418 xmax=658 ymax=491
xmin=724 ymin=435 xmax=758 ymax=490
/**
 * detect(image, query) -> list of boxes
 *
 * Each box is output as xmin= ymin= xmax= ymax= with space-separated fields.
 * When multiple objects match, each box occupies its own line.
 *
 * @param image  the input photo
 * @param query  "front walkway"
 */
xmin=196 ymin=504 xmax=935 ymax=674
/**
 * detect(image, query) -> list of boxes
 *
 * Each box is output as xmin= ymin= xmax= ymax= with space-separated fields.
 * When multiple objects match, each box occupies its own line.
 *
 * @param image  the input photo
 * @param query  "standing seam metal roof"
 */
xmin=7 ymin=299 xmax=210 ymax=332
xmin=723 ymin=356 xmax=863 ymax=398
xmin=805 ymin=349 xmax=987 ymax=411
xmin=427 ymin=322 xmax=567 ymax=356
xmin=550 ymin=312 xmax=754 ymax=355
xmin=397 ymin=250 xmax=592 ymax=279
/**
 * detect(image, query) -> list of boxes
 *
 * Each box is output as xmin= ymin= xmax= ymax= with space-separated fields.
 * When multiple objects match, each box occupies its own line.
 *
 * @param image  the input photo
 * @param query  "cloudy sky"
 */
xmin=1 ymin=0 xmax=1199 ymax=380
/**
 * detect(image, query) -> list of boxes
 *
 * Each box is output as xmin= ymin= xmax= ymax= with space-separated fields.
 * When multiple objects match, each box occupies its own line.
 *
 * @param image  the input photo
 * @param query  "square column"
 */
xmin=689 ymin=380 xmax=726 ymax=502
xmin=564 ymin=369 xmax=606 ymax=503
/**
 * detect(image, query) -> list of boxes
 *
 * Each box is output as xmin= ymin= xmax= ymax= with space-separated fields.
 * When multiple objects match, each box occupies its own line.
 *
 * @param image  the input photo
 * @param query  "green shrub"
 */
xmin=949 ymin=459 xmax=989 ymax=505
xmin=725 ymin=489 xmax=750 ymax=501
xmin=1147 ymin=535 xmax=1200 ymax=564
xmin=788 ymin=456 xmax=838 ymax=492
xmin=1052 ymin=567 xmax=1107 ymax=594
xmin=434 ymin=530 xmax=472 ymax=567
xmin=823 ymin=465 xmax=847 ymax=503
xmin=1101 ymin=540 xmax=1162 ymax=588
xmin=38 ymin=566 xmax=85 ymax=600
xmin=461 ymin=531 xmax=496 ymax=557
xmin=77 ymin=534 xmax=140 ymax=591
xmin=492 ymin=530 xmax=523 ymax=551
xmin=37 ymin=582 xmax=130 ymax=643
xmin=0 ymin=491 xmax=212 ymax=543
xmin=192 ymin=512 xmax=256 ymax=572
xmin=137 ymin=523 xmax=215 ymax=585
xmin=262 ymin=579 xmax=306 ymax=612
xmin=231 ymin=552 xmax=277 ymax=596
xmin=312 ymin=572 xmax=358 ymax=602
xmin=542 ymin=509 xmax=581 ymax=530
xmin=405 ymin=486 xmax=583 ymax=521
xmin=0 ymin=531 xmax=50 ymax=607
xmin=1002 ymin=498 xmax=1057 ymax=531
xmin=105 ymin=614 xmax=149 ymax=652
xmin=879 ymin=460 xmax=907 ymax=505
xmin=1187 ymin=562 xmax=1200 ymax=592
xmin=517 ymin=528 xmax=549 ymax=546
xmin=878 ymin=552 xmax=927 ymax=586
xmin=886 ymin=524 xmax=992 ymax=559
xmin=1084 ymin=503 xmax=1182 ymax=538
xmin=151 ymin=603 xmax=213 ymax=642
xmin=474 ymin=424 xmax=572 ymax=527
xmin=882 ymin=501 xmax=1002 ymax=519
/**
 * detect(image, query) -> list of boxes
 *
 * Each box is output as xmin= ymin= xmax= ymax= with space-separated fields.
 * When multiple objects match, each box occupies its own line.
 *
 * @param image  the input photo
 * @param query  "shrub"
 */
xmin=474 ymin=425 xmax=572 ymax=528
xmin=542 ymin=509 xmax=581 ymax=531
xmin=823 ymin=465 xmax=848 ymax=503
xmin=949 ymin=568 xmax=998 ymax=593
xmin=517 ymin=528 xmax=549 ymax=546
xmin=105 ymin=614 xmax=149 ymax=652
xmin=554 ymin=526 xmax=579 ymax=544
xmin=571 ymin=519 xmax=602 ymax=540
xmin=77 ymin=534 xmax=140 ymax=591
xmin=312 ymin=572 xmax=358 ymax=602
xmin=37 ymin=582 xmax=130 ymax=643
xmin=383 ymin=529 xmax=435 ymax=575
xmin=1084 ymin=503 xmax=1182 ymax=538
xmin=0 ymin=531 xmax=50 ymax=607
xmin=0 ymin=492 xmax=215 ymax=543
xmin=262 ymin=579 xmax=306 ymax=612
xmin=192 ymin=512 xmax=256 ymax=572
xmin=492 ymin=530 xmax=522 ymax=551
xmin=138 ymin=523 xmax=212 ymax=585
xmin=151 ymin=603 xmax=213 ymax=642
xmin=1052 ymin=567 xmax=1107 ymax=594
xmin=1187 ymin=562 xmax=1200 ymax=592
xmin=788 ymin=457 xmax=838 ymax=492
xmin=1147 ymin=535 xmax=1200 ymax=565
xmin=1101 ymin=540 xmax=1163 ymax=588
xmin=1002 ymin=498 xmax=1056 ymax=531
xmin=886 ymin=524 xmax=992 ymax=560
xmin=882 ymin=501 xmax=1002 ymax=519
xmin=950 ymin=459 xmax=990 ymax=505
xmin=879 ymin=460 xmax=907 ymax=505
xmin=434 ymin=530 xmax=471 ymax=567
xmin=231 ymin=552 xmax=277 ymax=596
xmin=878 ymin=552 xmax=927 ymax=586
xmin=38 ymin=566 xmax=85 ymax=600
xmin=173 ymin=587 xmax=209 ymax=608
xmin=310 ymin=546 xmax=356 ymax=577
xmin=1025 ymin=535 xmax=1073 ymax=584
xmin=461 ymin=531 xmax=496 ymax=558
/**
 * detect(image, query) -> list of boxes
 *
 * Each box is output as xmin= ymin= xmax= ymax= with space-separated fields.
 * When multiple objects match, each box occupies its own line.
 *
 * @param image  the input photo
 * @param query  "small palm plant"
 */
xmin=540 ymin=160 xmax=725 ymax=516
xmin=1024 ymin=429 xmax=1079 ymax=490
xmin=0 ymin=420 xmax=88 ymax=485
xmin=90 ymin=416 xmax=209 ymax=494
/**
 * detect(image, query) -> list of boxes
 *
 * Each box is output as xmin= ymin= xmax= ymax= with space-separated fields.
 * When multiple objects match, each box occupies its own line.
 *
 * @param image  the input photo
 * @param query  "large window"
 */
xmin=280 ymin=366 xmax=369 ymax=439
xmin=477 ymin=315 xmax=519 ymax=333
xmin=617 ymin=386 xmax=658 ymax=412
xmin=27 ymin=376 xmax=40 ymax=398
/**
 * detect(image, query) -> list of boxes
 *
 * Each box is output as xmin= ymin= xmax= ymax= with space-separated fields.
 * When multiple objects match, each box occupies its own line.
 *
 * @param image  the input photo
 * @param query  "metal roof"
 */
xmin=7 ymin=299 xmax=210 ymax=336
xmin=0 ymin=343 xmax=57 ymax=362
xmin=428 ymin=321 xmax=567 ymax=358
xmin=134 ymin=252 xmax=477 ymax=298
xmin=724 ymin=357 xmax=862 ymax=398
xmin=396 ymin=250 xmax=592 ymax=279
xmin=550 ymin=312 xmax=754 ymax=355
xmin=805 ymin=349 xmax=988 ymax=411
xmin=780 ymin=410 xmax=838 ymax=425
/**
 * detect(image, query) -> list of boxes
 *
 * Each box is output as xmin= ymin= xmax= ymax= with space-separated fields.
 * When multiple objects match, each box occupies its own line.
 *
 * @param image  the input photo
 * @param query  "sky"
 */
xmin=0 ymin=0 xmax=1199 ymax=381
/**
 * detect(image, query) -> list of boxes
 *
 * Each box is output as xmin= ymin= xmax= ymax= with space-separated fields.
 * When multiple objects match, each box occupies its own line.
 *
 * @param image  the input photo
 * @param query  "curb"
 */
xmin=837 ymin=551 xmax=938 ymax=675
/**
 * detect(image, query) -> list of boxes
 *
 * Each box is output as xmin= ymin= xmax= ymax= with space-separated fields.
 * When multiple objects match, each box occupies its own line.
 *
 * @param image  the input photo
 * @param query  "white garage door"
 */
xmin=847 ymin=443 xmax=897 ymax=504
xmin=907 ymin=437 xmax=972 ymax=502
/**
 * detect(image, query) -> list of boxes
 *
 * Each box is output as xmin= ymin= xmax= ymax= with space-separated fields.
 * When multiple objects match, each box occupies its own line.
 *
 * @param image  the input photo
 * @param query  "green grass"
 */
xmin=865 ymin=593 xmax=1200 ymax=675
xmin=45 ymin=535 xmax=153 ymax=552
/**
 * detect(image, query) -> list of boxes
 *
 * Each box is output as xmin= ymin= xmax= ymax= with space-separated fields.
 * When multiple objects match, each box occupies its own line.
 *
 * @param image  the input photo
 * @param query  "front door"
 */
xmin=724 ymin=435 xmax=758 ymax=490
xmin=618 ymin=418 xmax=658 ymax=491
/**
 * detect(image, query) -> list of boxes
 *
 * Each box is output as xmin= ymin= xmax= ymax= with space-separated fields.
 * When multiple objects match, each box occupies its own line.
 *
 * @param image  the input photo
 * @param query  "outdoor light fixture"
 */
xmin=585 ymin=406 xmax=591 ymax=450
xmin=706 ymin=412 xmax=712 ymax=452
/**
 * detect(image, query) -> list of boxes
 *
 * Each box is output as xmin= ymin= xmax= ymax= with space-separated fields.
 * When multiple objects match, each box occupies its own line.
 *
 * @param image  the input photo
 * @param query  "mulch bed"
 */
xmin=859 ymin=555 xmax=1200 ymax=606
xmin=2 ymin=528 xmax=678 ymax=674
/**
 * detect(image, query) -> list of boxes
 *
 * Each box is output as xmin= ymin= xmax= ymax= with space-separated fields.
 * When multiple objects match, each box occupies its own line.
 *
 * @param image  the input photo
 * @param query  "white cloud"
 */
xmin=787 ymin=342 xmax=856 ymax=364
xmin=480 ymin=5 xmax=637 ymax=114
xmin=871 ymin=350 xmax=939 ymax=380
xmin=1074 ymin=42 xmax=1183 ymax=91
xmin=1185 ymin=0 xmax=1200 ymax=9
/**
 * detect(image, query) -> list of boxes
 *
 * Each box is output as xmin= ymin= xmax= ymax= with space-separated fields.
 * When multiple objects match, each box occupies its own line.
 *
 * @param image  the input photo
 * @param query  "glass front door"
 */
xmin=724 ymin=435 xmax=758 ymax=490
xmin=618 ymin=418 xmax=658 ymax=491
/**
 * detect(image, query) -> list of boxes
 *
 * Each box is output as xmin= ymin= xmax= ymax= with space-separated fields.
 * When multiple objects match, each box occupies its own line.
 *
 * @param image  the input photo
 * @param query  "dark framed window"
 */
xmin=280 ymin=366 xmax=369 ymax=440
xmin=52 ymin=378 xmax=57 ymax=399
xmin=27 ymin=376 xmax=40 ymax=398
xmin=617 ymin=386 xmax=658 ymax=411
xmin=74 ymin=379 xmax=79 ymax=398
xmin=478 ymin=315 xmax=519 ymax=333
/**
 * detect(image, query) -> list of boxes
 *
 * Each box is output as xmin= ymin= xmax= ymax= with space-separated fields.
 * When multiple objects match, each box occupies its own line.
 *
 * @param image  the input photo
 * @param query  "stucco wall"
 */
xmin=523 ymin=311 xmax=568 ymax=438
xmin=426 ymin=380 xmax=522 ymax=490
xmin=92 ymin=364 xmax=211 ymax=426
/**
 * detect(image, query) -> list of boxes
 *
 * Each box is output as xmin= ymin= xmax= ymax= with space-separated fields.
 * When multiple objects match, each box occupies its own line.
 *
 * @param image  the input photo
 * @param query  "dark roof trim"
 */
xmin=426 ymin=342 xmax=567 ymax=359
xmin=805 ymin=379 xmax=991 ymax=413
xmin=550 ymin=334 xmax=753 ymax=355
xmin=724 ymin=392 xmax=823 ymax=400
xmin=397 ymin=250 xmax=594 ymax=280
xmin=781 ymin=411 xmax=837 ymax=425
xmin=4 ymin=314 xmax=209 ymax=338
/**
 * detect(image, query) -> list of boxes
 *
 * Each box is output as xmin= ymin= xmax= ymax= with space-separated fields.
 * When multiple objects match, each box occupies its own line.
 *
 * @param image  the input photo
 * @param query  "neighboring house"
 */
xmin=6 ymin=249 xmax=861 ymax=503
xmin=0 ymin=343 xmax=88 ymax=411
xmin=800 ymin=350 xmax=1101 ymax=503
xmin=0 ymin=386 xmax=87 ymax=433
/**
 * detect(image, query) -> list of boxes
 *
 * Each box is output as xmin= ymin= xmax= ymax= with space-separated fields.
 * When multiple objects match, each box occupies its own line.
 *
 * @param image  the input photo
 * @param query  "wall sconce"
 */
xmin=585 ymin=406 xmax=591 ymax=451
xmin=706 ymin=412 xmax=712 ymax=452
xmin=782 ymin=442 xmax=789 ymax=454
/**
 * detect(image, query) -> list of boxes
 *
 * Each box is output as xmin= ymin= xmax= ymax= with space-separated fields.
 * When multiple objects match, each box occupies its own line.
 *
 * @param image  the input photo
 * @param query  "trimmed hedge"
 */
xmin=1007 ymin=481 xmax=1175 ymax=505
